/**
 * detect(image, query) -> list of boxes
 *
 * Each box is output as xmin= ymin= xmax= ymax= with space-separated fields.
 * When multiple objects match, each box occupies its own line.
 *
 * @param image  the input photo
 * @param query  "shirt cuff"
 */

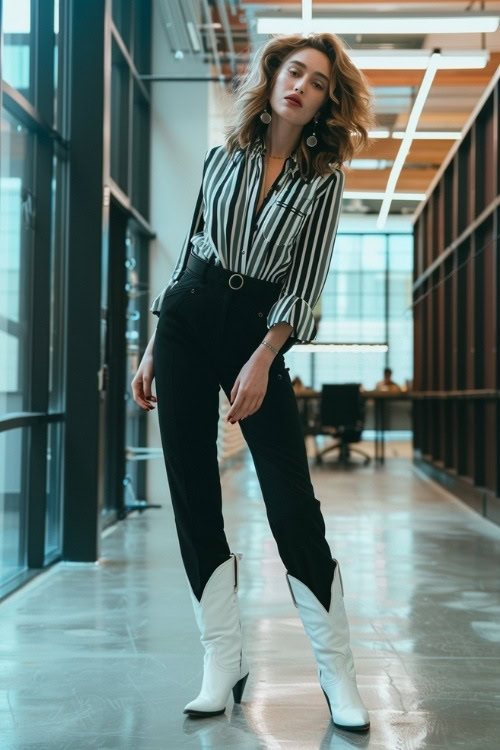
xmin=266 ymin=293 xmax=318 ymax=347
xmin=149 ymin=277 xmax=180 ymax=316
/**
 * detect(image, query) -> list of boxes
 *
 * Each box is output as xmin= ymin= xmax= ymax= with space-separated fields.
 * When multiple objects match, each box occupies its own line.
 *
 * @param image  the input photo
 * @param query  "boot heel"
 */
xmin=232 ymin=672 xmax=249 ymax=703
xmin=321 ymin=685 xmax=332 ymax=716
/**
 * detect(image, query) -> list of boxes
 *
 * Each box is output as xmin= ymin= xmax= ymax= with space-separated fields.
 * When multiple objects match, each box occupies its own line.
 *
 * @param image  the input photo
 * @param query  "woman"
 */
xmin=132 ymin=32 xmax=375 ymax=730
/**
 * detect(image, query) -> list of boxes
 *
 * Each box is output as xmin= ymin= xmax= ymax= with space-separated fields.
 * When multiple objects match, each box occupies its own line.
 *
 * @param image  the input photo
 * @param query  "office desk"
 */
xmin=294 ymin=390 xmax=412 ymax=464
xmin=361 ymin=391 xmax=412 ymax=463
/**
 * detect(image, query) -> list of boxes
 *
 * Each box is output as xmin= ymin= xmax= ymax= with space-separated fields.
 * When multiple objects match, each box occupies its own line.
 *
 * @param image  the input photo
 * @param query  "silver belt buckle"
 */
xmin=228 ymin=273 xmax=244 ymax=290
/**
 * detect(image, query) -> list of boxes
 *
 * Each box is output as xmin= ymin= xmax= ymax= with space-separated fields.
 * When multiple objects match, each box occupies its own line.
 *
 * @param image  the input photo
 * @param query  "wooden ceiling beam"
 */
xmin=361 ymin=138 xmax=455 ymax=163
xmin=344 ymin=167 xmax=437 ymax=192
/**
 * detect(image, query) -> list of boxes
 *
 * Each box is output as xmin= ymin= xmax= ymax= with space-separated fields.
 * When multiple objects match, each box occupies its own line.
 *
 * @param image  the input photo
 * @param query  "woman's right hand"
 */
xmin=131 ymin=330 xmax=157 ymax=412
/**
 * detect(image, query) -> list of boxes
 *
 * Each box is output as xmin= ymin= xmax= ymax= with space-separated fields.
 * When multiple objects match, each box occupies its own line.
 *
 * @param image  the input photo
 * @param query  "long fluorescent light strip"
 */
xmin=369 ymin=131 xmax=462 ymax=139
xmin=293 ymin=344 xmax=389 ymax=353
xmin=376 ymin=52 xmax=440 ymax=228
xmin=344 ymin=191 xmax=426 ymax=201
xmin=348 ymin=51 xmax=488 ymax=70
xmin=393 ymin=131 xmax=462 ymax=139
xmin=257 ymin=17 xmax=499 ymax=35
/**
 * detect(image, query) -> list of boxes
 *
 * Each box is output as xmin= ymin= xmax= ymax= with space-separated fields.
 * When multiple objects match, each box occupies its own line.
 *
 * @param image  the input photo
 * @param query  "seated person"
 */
xmin=291 ymin=376 xmax=317 ymax=395
xmin=375 ymin=367 xmax=401 ymax=392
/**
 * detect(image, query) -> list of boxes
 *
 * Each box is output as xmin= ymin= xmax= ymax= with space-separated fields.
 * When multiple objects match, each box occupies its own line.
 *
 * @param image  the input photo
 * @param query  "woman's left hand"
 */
xmin=226 ymin=354 xmax=272 ymax=424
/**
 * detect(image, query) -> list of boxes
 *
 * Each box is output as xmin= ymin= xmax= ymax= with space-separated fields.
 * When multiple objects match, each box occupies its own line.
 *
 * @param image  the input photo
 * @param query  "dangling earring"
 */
xmin=306 ymin=114 xmax=319 ymax=147
xmin=260 ymin=101 xmax=272 ymax=124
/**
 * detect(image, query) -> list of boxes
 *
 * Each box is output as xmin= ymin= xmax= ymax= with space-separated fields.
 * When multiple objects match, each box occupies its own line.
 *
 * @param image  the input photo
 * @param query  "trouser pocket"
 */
xmin=159 ymin=270 xmax=206 ymax=317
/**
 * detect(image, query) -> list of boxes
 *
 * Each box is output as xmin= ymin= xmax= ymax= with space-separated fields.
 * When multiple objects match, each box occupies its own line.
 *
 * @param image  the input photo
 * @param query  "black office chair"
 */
xmin=316 ymin=383 xmax=371 ymax=466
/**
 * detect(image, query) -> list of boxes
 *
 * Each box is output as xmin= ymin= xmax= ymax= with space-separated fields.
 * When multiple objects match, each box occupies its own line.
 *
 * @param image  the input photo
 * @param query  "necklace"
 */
xmin=263 ymin=143 xmax=291 ymax=160
xmin=261 ymin=152 xmax=284 ymax=201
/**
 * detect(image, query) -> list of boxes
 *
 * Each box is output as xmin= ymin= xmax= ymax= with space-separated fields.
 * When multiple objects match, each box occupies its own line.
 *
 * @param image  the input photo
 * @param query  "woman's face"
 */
xmin=269 ymin=47 xmax=332 ymax=126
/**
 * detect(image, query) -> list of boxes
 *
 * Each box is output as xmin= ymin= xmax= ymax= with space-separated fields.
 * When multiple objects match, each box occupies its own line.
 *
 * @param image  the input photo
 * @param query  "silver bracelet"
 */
xmin=261 ymin=339 xmax=278 ymax=355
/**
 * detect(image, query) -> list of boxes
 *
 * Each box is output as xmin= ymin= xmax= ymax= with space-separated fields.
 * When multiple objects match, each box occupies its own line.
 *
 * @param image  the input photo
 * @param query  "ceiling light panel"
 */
xmin=257 ymin=14 xmax=499 ymax=36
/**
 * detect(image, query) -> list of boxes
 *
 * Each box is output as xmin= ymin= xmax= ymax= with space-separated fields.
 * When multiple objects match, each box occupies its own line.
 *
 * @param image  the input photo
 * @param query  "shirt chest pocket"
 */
xmin=261 ymin=195 xmax=314 ymax=247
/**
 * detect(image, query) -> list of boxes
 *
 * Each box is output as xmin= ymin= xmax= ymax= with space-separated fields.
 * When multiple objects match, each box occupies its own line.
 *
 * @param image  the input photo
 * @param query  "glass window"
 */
xmin=0 ymin=107 xmax=35 ymax=416
xmin=123 ymin=226 xmax=148 ymax=512
xmin=389 ymin=234 xmax=413 ymax=271
xmin=331 ymin=235 xmax=361 ymax=271
xmin=112 ymin=0 xmax=131 ymax=49
xmin=131 ymin=82 xmax=149 ymax=218
xmin=45 ymin=421 xmax=64 ymax=558
xmin=53 ymin=0 xmax=60 ymax=130
xmin=0 ymin=427 xmax=28 ymax=584
xmin=1 ymin=0 xmax=34 ymax=102
xmin=361 ymin=234 xmax=386 ymax=270
xmin=2 ymin=2 xmax=63 ymax=129
xmin=48 ymin=152 xmax=67 ymax=410
xmin=133 ymin=0 xmax=151 ymax=76
xmin=388 ymin=237 xmax=413 ymax=389
xmin=111 ymin=39 xmax=130 ymax=193
xmin=285 ymin=233 xmax=414 ymax=391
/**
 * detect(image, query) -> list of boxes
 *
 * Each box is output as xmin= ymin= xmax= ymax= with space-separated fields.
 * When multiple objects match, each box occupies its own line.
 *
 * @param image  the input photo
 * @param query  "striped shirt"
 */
xmin=150 ymin=133 xmax=345 ymax=346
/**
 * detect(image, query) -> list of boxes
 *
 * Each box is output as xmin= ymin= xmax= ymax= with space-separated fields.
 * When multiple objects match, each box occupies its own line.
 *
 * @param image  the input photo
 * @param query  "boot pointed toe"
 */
xmin=321 ymin=686 xmax=370 ymax=730
xmin=183 ymin=695 xmax=227 ymax=716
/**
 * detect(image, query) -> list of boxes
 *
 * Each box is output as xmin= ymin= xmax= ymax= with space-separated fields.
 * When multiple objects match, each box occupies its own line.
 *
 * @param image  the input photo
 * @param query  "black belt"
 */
xmin=185 ymin=251 xmax=284 ymax=295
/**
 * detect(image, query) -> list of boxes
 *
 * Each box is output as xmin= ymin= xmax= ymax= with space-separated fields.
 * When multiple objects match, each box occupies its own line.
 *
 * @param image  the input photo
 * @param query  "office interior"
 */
xmin=1 ymin=1 xmax=500 ymax=747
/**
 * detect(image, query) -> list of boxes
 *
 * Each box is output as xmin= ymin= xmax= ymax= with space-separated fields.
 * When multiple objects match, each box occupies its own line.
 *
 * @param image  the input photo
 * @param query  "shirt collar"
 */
xmin=248 ymin=133 xmax=299 ymax=172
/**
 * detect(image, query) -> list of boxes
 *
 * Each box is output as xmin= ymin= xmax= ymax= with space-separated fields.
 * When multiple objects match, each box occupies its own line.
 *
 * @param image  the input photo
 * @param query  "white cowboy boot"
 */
xmin=286 ymin=559 xmax=370 ymax=731
xmin=183 ymin=552 xmax=250 ymax=717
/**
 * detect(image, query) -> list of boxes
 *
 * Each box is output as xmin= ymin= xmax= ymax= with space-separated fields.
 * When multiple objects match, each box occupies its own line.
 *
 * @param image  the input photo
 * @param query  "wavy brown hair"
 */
xmin=224 ymin=33 xmax=377 ymax=179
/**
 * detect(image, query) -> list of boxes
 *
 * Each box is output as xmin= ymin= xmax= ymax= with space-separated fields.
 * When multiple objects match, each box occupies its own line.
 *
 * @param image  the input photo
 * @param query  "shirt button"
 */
xmin=258 ymin=312 xmax=263 ymax=317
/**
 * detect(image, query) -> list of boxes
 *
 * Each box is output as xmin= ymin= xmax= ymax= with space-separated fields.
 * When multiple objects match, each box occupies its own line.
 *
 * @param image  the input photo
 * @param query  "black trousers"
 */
xmin=153 ymin=252 xmax=335 ymax=611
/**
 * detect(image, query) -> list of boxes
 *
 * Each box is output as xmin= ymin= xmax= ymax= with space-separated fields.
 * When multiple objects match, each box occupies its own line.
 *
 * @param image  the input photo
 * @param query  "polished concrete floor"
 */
xmin=1 ymin=451 xmax=500 ymax=749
